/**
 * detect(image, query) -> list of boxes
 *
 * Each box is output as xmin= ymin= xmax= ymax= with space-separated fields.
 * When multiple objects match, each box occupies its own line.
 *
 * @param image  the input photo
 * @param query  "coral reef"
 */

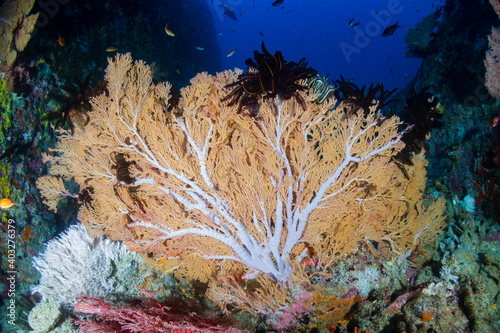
xmin=73 ymin=296 xmax=249 ymax=333
xmin=0 ymin=62 xmax=68 ymax=333
xmin=485 ymin=0 xmax=500 ymax=100
xmin=5 ymin=1 xmax=500 ymax=330
xmin=37 ymin=54 xmax=446 ymax=289
xmin=404 ymin=8 xmax=442 ymax=58
xmin=0 ymin=0 xmax=39 ymax=67
xmin=27 ymin=300 xmax=62 ymax=332
xmin=485 ymin=27 xmax=500 ymax=100
xmin=22 ymin=0 xmax=221 ymax=90
xmin=32 ymin=223 xmax=143 ymax=305
xmin=31 ymin=53 xmax=450 ymax=332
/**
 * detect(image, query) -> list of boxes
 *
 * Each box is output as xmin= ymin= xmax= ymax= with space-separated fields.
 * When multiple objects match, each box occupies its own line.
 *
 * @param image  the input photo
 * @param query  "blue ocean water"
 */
xmin=210 ymin=0 xmax=444 ymax=91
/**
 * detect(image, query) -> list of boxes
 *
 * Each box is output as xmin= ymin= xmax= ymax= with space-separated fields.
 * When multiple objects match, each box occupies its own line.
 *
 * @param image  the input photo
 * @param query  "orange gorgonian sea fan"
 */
xmin=37 ymin=53 xmax=446 ymax=285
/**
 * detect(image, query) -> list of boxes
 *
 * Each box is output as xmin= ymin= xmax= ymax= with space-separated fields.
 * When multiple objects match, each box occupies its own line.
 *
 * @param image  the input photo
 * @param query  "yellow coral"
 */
xmin=0 ymin=0 xmax=39 ymax=67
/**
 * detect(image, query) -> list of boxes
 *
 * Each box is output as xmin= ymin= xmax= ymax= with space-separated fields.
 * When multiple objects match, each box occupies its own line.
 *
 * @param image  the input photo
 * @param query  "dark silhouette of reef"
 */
xmin=397 ymin=0 xmax=500 ymax=217
xmin=26 ymin=0 xmax=221 ymax=89
xmin=407 ymin=0 xmax=498 ymax=100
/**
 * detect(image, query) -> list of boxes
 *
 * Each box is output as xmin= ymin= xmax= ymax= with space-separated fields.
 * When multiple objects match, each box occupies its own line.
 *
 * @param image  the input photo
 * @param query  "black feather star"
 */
xmin=222 ymin=42 xmax=317 ymax=117
xmin=333 ymin=75 xmax=398 ymax=118
xmin=43 ymin=76 xmax=107 ymax=133
xmin=400 ymin=85 xmax=443 ymax=155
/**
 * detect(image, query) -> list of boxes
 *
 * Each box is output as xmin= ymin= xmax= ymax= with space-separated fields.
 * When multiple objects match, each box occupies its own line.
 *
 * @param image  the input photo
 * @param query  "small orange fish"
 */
xmin=165 ymin=24 xmax=175 ymax=37
xmin=105 ymin=47 xmax=118 ymax=52
xmin=0 ymin=198 xmax=14 ymax=209
xmin=226 ymin=48 xmax=237 ymax=57
xmin=56 ymin=35 xmax=65 ymax=46
xmin=155 ymin=257 xmax=168 ymax=265
xmin=493 ymin=116 xmax=500 ymax=128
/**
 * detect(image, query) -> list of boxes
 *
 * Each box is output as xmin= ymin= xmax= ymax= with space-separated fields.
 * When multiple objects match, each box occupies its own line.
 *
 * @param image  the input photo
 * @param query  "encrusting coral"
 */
xmin=37 ymin=54 xmax=446 ymax=309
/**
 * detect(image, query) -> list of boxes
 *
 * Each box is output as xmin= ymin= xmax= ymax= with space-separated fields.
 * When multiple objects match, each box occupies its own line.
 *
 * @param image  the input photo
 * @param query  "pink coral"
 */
xmin=274 ymin=292 xmax=313 ymax=330
xmin=485 ymin=27 xmax=500 ymax=100
xmin=73 ymin=296 xmax=249 ymax=333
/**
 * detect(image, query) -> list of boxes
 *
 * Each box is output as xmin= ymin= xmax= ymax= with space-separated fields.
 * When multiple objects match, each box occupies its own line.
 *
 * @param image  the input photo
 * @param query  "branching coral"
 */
xmin=31 ymin=223 xmax=141 ymax=305
xmin=73 ymin=296 xmax=249 ymax=333
xmin=37 ymin=54 xmax=446 ymax=290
